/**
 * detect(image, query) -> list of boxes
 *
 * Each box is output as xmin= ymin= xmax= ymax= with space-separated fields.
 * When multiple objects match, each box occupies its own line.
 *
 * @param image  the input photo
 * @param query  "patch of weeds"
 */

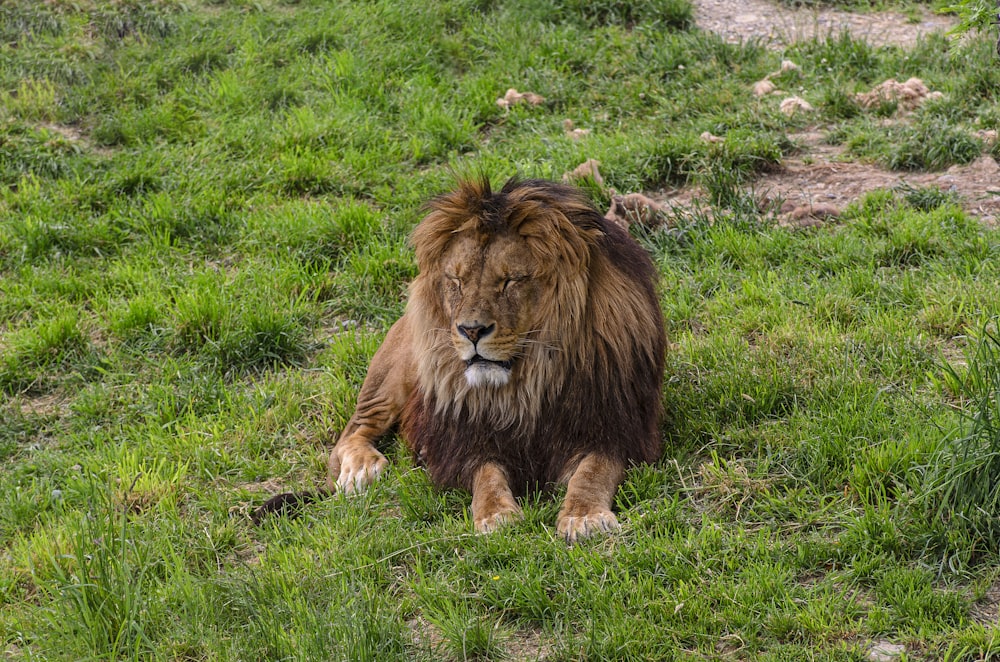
xmin=211 ymin=573 xmax=408 ymax=661
xmin=846 ymin=118 xmax=984 ymax=171
xmin=896 ymin=182 xmax=961 ymax=212
xmin=416 ymin=589 xmax=507 ymax=660
xmin=276 ymin=149 xmax=341 ymax=196
xmin=638 ymin=131 xmax=700 ymax=188
xmin=92 ymin=116 xmax=137 ymax=148
xmin=171 ymin=277 xmax=228 ymax=352
xmin=787 ymin=31 xmax=881 ymax=82
xmin=526 ymin=0 xmax=694 ymax=29
xmin=0 ymin=4 xmax=64 ymax=44
xmin=242 ymin=198 xmax=387 ymax=267
xmin=818 ymin=87 xmax=862 ymax=120
xmin=109 ymin=294 xmax=167 ymax=343
xmin=0 ymin=313 xmax=89 ymax=395
xmin=215 ymin=306 xmax=311 ymax=374
xmin=294 ymin=29 xmax=343 ymax=55
xmin=37 ymin=496 xmax=164 ymax=660
xmin=697 ymin=130 xmax=788 ymax=206
xmin=2 ymin=78 xmax=60 ymax=122
xmin=0 ymin=124 xmax=86 ymax=185
xmin=327 ymin=243 xmax=415 ymax=324
xmin=886 ymin=119 xmax=983 ymax=171
xmin=132 ymin=189 xmax=242 ymax=247
xmin=92 ymin=1 xmax=179 ymax=43
xmin=924 ymin=324 xmax=1000 ymax=560
xmin=873 ymin=566 xmax=967 ymax=630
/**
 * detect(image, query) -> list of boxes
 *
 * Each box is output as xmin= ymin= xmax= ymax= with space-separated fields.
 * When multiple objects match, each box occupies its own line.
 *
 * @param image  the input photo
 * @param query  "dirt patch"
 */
xmin=656 ymin=133 xmax=1000 ymax=227
xmin=691 ymin=0 xmax=957 ymax=49
xmin=970 ymin=578 xmax=1000 ymax=625
xmin=407 ymin=617 xmax=554 ymax=661
xmin=628 ymin=3 xmax=999 ymax=228
xmin=14 ymin=392 xmax=71 ymax=417
xmin=753 ymin=135 xmax=1000 ymax=226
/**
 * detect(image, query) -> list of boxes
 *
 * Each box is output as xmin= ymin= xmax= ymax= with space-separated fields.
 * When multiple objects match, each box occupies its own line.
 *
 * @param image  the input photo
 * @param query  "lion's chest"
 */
xmin=400 ymin=389 xmax=572 ymax=494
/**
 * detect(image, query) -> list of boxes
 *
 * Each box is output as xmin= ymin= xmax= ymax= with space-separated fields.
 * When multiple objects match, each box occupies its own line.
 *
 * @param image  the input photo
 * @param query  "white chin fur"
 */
xmin=465 ymin=363 xmax=511 ymax=388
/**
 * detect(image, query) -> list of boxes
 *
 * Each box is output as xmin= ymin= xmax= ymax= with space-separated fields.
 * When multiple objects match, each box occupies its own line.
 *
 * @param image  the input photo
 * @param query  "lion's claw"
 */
xmin=556 ymin=509 xmax=620 ymax=543
xmin=336 ymin=447 xmax=388 ymax=494
xmin=474 ymin=506 xmax=523 ymax=534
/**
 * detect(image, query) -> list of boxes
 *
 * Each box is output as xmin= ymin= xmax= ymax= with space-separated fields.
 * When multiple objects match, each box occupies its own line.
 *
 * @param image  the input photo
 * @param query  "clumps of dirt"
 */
xmin=647 ymin=0 xmax=995 ymax=231
xmin=562 ymin=159 xmax=670 ymax=230
xmin=605 ymin=192 xmax=669 ymax=229
xmin=562 ymin=158 xmax=604 ymax=187
xmin=496 ymin=88 xmax=545 ymax=109
xmin=776 ymin=201 xmax=841 ymax=229
xmin=754 ymin=79 xmax=778 ymax=97
xmin=689 ymin=0 xmax=956 ymax=50
xmin=779 ymin=95 xmax=815 ymax=116
xmin=753 ymin=59 xmax=800 ymax=97
xmin=648 ymin=128 xmax=1000 ymax=231
xmin=976 ymin=129 xmax=998 ymax=146
xmin=562 ymin=118 xmax=590 ymax=140
xmin=737 ymin=132 xmax=1000 ymax=228
xmin=854 ymin=77 xmax=943 ymax=113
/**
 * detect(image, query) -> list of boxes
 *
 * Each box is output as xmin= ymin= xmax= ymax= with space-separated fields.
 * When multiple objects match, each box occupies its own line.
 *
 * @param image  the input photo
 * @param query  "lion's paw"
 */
xmin=556 ymin=509 xmax=620 ymax=543
xmin=474 ymin=505 xmax=523 ymax=534
xmin=336 ymin=446 xmax=388 ymax=494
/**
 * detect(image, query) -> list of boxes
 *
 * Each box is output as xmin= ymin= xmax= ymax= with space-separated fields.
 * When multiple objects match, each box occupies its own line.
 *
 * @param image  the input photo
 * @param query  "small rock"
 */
xmin=868 ymin=641 xmax=905 ymax=662
xmin=563 ymin=118 xmax=590 ymax=140
xmin=780 ymin=59 xmax=800 ymax=73
xmin=753 ymin=79 xmax=777 ymax=96
xmin=976 ymin=129 xmax=998 ymax=146
xmin=854 ymin=77 xmax=940 ymax=113
xmin=562 ymin=159 xmax=604 ymax=187
xmin=779 ymin=202 xmax=840 ymax=229
xmin=779 ymin=96 xmax=814 ymax=116
xmin=700 ymin=131 xmax=724 ymax=143
xmin=496 ymin=88 xmax=545 ymax=109
xmin=605 ymin=193 xmax=667 ymax=229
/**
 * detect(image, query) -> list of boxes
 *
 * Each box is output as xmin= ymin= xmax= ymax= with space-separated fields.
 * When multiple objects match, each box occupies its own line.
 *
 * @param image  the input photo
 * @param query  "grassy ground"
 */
xmin=3 ymin=0 xmax=1000 ymax=659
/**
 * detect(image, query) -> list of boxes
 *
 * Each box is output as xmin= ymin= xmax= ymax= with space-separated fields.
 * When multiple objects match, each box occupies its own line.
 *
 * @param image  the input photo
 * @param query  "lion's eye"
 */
xmin=501 ymin=276 xmax=526 ymax=292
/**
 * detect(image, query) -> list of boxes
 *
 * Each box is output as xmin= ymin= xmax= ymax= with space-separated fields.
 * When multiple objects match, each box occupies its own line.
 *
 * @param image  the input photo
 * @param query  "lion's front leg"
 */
xmin=326 ymin=316 xmax=415 ymax=495
xmin=471 ymin=463 xmax=523 ymax=533
xmin=556 ymin=454 xmax=625 ymax=543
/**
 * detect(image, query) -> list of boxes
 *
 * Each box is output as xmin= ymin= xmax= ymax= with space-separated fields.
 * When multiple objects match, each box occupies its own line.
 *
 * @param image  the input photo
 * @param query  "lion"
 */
xmin=256 ymin=177 xmax=666 ymax=542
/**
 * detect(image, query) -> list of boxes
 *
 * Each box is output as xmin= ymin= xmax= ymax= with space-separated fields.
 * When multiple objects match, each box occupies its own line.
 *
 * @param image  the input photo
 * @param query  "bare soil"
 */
xmin=661 ymin=133 xmax=1000 ymax=227
xmin=691 ymin=0 xmax=957 ymax=49
xmin=653 ymin=0 xmax=1000 ymax=227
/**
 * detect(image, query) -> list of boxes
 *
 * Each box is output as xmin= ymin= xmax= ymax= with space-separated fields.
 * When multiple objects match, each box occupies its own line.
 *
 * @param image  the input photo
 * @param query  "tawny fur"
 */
xmin=262 ymin=177 xmax=667 ymax=542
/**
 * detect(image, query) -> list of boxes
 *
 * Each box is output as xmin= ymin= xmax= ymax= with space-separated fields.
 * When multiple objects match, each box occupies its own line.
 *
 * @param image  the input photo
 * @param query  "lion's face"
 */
xmin=439 ymin=231 xmax=544 ymax=388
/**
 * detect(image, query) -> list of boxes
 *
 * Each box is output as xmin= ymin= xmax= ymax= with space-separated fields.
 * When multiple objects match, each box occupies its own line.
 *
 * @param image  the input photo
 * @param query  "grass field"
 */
xmin=3 ymin=0 xmax=1000 ymax=659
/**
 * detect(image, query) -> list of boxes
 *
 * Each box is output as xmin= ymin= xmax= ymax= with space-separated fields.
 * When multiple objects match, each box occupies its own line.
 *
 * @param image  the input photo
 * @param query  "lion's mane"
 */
xmin=400 ymin=178 xmax=666 ymax=493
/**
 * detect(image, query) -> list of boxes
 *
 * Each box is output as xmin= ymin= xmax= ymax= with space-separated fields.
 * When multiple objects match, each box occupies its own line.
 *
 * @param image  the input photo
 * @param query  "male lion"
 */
xmin=259 ymin=177 xmax=666 ymax=542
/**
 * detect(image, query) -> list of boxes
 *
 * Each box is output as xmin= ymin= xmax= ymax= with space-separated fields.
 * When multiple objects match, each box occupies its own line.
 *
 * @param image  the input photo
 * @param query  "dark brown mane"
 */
xmin=405 ymin=176 xmax=666 ymax=493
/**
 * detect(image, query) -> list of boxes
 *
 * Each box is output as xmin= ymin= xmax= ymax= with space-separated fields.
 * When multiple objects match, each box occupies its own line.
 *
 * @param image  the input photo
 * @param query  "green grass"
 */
xmin=2 ymin=0 xmax=1000 ymax=659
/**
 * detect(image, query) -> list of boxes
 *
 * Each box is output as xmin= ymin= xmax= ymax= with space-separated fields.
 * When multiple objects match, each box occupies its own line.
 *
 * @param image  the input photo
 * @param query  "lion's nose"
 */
xmin=457 ymin=323 xmax=495 ymax=344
